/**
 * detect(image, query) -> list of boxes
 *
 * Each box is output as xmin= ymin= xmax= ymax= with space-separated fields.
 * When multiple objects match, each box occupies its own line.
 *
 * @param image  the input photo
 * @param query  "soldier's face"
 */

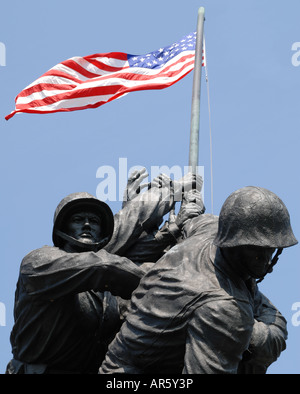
xmin=240 ymin=246 xmax=276 ymax=279
xmin=222 ymin=246 xmax=276 ymax=280
xmin=66 ymin=210 xmax=102 ymax=244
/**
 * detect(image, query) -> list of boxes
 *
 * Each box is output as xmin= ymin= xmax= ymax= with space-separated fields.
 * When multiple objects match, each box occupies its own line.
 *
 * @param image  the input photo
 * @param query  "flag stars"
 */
xmin=128 ymin=32 xmax=196 ymax=69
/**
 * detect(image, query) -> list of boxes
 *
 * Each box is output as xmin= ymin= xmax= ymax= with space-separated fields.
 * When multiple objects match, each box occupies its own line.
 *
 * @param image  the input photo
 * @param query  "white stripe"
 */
xmin=24 ymin=75 xmax=79 ymax=90
xmin=71 ymin=57 xmax=107 ymax=76
xmin=88 ymin=55 xmax=129 ymax=68
xmin=22 ymin=94 xmax=117 ymax=111
xmin=17 ymin=89 xmax=75 ymax=104
xmin=53 ymin=63 xmax=92 ymax=81
xmin=71 ymin=56 xmax=129 ymax=76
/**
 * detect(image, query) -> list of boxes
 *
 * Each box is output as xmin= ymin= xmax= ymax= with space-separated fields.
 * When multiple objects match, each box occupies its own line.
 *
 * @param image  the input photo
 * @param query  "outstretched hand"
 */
xmin=122 ymin=168 xmax=149 ymax=206
xmin=149 ymin=173 xmax=173 ymax=190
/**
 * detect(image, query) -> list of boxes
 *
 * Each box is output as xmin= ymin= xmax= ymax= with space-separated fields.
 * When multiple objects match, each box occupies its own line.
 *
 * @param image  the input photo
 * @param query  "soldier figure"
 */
xmin=100 ymin=186 xmax=298 ymax=374
xmin=6 ymin=192 xmax=146 ymax=374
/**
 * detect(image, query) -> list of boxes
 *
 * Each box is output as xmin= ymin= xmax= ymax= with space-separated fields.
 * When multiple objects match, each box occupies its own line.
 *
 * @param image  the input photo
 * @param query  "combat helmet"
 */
xmin=52 ymin=192 xmax=114 ymax=251
xmin=213 ymin=186 xmax=298 ymax=249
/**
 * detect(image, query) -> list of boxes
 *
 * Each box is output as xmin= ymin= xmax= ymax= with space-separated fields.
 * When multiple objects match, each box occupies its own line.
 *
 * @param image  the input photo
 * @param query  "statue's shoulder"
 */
xmin=21 ymin=245 xmax=62 ymax=272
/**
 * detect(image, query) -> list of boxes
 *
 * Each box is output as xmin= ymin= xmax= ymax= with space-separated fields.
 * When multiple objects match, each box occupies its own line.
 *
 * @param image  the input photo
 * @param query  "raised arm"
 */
xmin=20 ymin=245 xmax=145 ymax=300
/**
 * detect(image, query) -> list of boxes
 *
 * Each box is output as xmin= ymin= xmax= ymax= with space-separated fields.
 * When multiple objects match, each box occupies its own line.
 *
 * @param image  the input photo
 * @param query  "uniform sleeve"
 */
xmin=183 ymin=298 xmax=253 ymax=374
xmin=122 ymin=222 xmax=180 ymax=264
xmin=20 ymin=246 xmax=145 ymax=300
xmin=237 ymin=287 xmax=288 ymax=373
xmin=105 ymin=187 xmax=173 ymax=256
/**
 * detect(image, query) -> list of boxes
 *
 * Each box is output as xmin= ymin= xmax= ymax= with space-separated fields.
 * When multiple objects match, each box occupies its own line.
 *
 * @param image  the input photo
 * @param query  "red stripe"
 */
xmin=6 ymin=97 xmax=126 ymax=119
xmin=42 ymin=70 xmax=83 ymax=84
xmin=109 ymin=67 xmax=193 ymax=94
xmin=60 ymin=59 xmax=102 ymax=79
xmin=5 ymin=112 xmax=16 ymax=120
xmin=85 ymin=58 xmax=128 ymax=73
xmin=17 ymin=82 xmax=77 ymax=97
xmin=84 ymin=52 xmax=128 ymax=61
xmin=40 ymin=55 xmax=129 ymax=82
xmin=59 ymin=53 xmax=129 ymax=78
xmin=154 ymin=53 xmax=194 ymax=75
xmin=15 ymin=85 xmax=124 ymax=109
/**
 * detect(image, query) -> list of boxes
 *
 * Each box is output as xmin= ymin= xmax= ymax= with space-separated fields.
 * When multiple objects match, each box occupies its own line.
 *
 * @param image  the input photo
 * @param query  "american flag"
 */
xmin=5 ymin=32 xmax=205 ymax=120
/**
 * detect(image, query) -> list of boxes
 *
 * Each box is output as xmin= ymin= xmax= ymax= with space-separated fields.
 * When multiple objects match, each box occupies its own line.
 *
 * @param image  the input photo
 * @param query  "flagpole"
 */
xmin=189 ymin=6 xmax=205 ymax=175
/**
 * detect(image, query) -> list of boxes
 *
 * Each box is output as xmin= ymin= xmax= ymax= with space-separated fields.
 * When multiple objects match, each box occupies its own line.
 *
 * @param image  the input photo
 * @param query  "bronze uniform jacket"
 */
xmin=9 ymin=246 xmax=144 ymax=374
xmin=100 ymin=214 xmax=287 ymax=374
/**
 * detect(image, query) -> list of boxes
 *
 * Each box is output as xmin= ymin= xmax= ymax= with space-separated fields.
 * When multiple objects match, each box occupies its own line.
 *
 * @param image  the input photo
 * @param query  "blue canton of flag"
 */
xmin=128 ymin=32 xmax=197 ymax=69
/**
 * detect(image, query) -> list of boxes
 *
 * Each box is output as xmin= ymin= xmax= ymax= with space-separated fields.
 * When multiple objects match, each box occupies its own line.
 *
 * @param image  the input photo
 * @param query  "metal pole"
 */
xmin=189 ymin=7 xmax=205 ymax=175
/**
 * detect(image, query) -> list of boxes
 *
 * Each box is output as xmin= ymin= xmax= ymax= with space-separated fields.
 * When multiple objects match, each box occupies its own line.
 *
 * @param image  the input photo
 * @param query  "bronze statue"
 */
xmin=6 ymin=171 xmax=203 ymax=374
xmin=99 ymin=186 xmax=298 ymax=374
xmin=6 ymin=192 xmax=146 ymax=374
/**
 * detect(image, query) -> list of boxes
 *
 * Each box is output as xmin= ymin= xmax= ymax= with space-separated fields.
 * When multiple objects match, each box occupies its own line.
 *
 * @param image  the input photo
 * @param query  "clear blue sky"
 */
xmin=0 ymin=0 xmax=299 ymax=374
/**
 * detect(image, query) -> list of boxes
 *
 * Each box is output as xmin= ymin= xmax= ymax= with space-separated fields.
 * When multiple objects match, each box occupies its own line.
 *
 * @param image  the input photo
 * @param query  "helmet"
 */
xmin=213 ymin=186 xmax=298 ymax=248
xmin=52 ymin=192 xmax=114 ymax=251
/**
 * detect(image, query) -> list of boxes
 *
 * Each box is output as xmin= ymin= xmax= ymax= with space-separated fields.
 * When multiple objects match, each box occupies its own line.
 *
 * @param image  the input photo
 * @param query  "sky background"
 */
xmin=0 ymin=0 xmax=299 ymax=374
